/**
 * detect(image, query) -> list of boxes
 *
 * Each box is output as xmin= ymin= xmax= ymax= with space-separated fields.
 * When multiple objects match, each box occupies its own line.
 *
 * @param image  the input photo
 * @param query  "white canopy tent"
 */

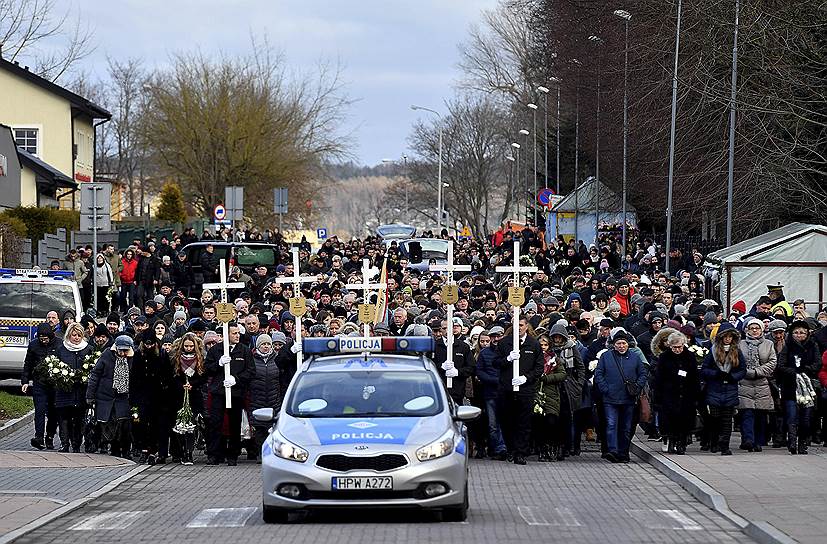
xmin=703 ymin=223 xmax=827 ymax=313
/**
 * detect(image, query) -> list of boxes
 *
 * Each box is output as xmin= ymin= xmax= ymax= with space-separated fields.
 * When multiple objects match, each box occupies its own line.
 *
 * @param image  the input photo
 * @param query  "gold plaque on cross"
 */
xmin=214 ymin=302 xmax=236 ymax=323
xmin=507 ymin=286 xmax=525 ymax=307
xmin=289 ymin=297 xmax=308 ymax=317
xmin=358 ymin=303 xmax=375 ymax=324
xmin=442 ymin=285 xmax=459 ymax=305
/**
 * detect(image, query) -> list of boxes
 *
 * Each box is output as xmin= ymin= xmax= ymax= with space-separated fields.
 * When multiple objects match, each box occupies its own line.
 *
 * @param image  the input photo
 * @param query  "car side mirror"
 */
xmin=252 ymin=408 xmax=277 ymax=423
xmin=408 ymin=242 xmax=423 ymax=264
xmin=453 ymin=405 xmax=481 ymax=422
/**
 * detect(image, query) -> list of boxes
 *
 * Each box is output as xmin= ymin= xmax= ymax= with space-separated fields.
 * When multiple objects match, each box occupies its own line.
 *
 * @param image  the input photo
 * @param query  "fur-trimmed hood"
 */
xmin=651 ymin=327 xmax=680 ymax=359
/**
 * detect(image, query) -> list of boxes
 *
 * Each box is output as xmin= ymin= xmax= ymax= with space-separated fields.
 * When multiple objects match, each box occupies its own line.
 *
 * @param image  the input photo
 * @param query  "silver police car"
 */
xmin=253 ymin=336 xmax=480 ymax=523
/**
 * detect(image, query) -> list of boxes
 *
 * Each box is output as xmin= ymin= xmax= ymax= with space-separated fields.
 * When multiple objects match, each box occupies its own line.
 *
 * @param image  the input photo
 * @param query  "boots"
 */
xmin=58 ymin=419 xmax=70 ymax=453
xmin=788 ymin=424 xmax=798 ymax=455
xmin=675 ymin=436 xmax=686 ymax=455
xmin=798 ymin=437 xmax=808 ymax=455
xmin=667 ymin=438 xmax=676 ymax=454
xmin=538 ymin=448 xmax=552 ymax=462
xmin=31 ymin=436 xmax=45 ymax=450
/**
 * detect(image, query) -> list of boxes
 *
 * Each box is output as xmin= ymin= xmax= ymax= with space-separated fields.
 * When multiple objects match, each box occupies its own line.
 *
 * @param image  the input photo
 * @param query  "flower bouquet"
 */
xmin=131 ymin=406 xmax=140 ymax=423
xmin=687 ymin=345 xmax=709 ymax=366
xmin=45 ymin=356 xmax=77 ymax=392
xmin=78 ymin=350 xmax=102 ymax=384
xmin=173 ymin=373 xmax=196 ymax=434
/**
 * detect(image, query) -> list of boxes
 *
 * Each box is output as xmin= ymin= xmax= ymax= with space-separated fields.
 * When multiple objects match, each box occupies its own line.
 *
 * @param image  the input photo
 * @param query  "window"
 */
xmin=14 ymin=128 xmax=39 ymax=155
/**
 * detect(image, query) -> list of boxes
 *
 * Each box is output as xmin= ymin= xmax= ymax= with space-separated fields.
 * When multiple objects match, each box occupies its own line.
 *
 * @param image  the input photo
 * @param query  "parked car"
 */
xmin=181 ymin=242 xmax=280 ymax=287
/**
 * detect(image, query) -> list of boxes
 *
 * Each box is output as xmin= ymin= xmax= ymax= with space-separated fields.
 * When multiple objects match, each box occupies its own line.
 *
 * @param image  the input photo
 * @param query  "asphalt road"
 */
xmin=10 ymin=451 xmax=754 ymax=544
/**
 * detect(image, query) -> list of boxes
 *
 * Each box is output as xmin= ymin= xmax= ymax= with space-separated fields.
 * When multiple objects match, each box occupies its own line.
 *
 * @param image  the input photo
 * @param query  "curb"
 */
xmin=0 ymin=463 xmax=151 ymax=544
xmin=0 ymin=410 xmax=34 ymax=440
xmin=631 ymin=440 xmax=798 ymax=544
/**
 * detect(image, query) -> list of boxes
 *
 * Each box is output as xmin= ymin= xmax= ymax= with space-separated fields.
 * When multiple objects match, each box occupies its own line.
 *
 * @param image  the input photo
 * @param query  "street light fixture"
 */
xmin=382 ymin=155 xmax=410 ymax=213
xmin=547 ymin=77 xmax=562 ymax=196
xmin=588 ymin=35 xmax=604 ymax=244
xmin=527 ymin=102 xmax=539 ymax=225
xmin=518 ymin=129 xmax=530 ymax=222
xmin=411 ymin=104 xmax=444 ymax=230
xmin=537 ymin=86 xmax=550 ymax=197
xmin=725 ymin=0 xmax=740 ymax=246
xmin=614 ymin=8 xmax=632 ymax=262
xmin=665 ymin=0 xmax=683 ymax=274
xmin=570 ymin=59 xmax=582 ymax=241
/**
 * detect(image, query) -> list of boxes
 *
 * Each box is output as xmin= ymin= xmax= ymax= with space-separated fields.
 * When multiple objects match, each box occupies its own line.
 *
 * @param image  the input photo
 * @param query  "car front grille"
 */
xmin=316 ymin=454 xmax=408 ymax=472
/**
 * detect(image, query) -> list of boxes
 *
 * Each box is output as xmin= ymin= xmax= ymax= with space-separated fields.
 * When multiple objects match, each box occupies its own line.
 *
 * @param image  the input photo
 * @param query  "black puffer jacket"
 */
xmin=22 ymin=332 xmax=59 ymax=385
xmin=776 ymin=335 xmax=821 ymax=401
xmin=248 ymin=348 xmax=290 ymax=413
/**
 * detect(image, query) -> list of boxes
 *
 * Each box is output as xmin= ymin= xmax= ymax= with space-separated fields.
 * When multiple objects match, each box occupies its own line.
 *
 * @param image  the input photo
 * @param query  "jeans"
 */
xmin=119 ymin=283 xmax=135 ymax=312
xmin=32 ymin=383 xmax=57 ymax=440
xmin=604 ymin=403 xmax=635 ymax=458
xmin=784 ymin=400 xmax=812 ymax=442
xmin=740 ymin=408 xmax=767 ymax=446
xmin=485 ymin=398 xmax=506 ymax=454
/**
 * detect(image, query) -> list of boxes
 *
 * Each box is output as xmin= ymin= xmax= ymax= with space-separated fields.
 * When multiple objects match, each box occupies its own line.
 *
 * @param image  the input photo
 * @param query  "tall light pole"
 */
xmin=665 ymin=0 xmax=683 ymax=274
xmin=537 ymin=86 xmax=549 ymax=193
xmin=549 ymin=77 xmax=561 ymax=195
xmin=614 ymin=9 xmax=632 ymax=262
xmin=571 ymin=59 xmax=582 ymax=241
xmin=726 ymin=0 xmax=740 ymax=247
xmin=510 ymin=143 xmax=520 ymax=219
xmin=527 ymin=103 xmax=538 ymax=224
xmin=518 ymin=129 xmax=530 ymax=222
xmin=589 ymin=35 xmax=603 ymax=244
xmin=382 ymin=154 xmax=410 ymax=213
xmin=506 ymin=152 xmax=516 ymax=219
xmin=411 ymin=104 xmax=444 ymax=231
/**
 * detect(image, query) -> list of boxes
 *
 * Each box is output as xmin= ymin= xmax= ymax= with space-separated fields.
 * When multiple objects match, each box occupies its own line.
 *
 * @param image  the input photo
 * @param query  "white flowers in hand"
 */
xmin=445 ymin=368 xmax=459 ymax=378
xmin=218 ymin=355 xmax=231 ymax=367
xmin=512 ymin=375 xmax=527 ymax=387
xmin=588 ymin=360 xmax=598 ymax=372
xmin=184 ymin=367 xmax=195 ymax=377
xmin=507 ymin=350 xmax=521 ymax=362
xmin=223 ymin=375 xmax=236 ymax=388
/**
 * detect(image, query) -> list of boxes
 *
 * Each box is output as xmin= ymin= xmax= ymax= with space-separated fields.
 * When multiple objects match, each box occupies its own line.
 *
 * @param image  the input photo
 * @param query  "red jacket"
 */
xmin=120 ymin=257 xmax=138 ymax=284
xmin=819 ymin=352 xmax=827 ymax=389
xmin=611 ymin=290 xmax=633 ymax=318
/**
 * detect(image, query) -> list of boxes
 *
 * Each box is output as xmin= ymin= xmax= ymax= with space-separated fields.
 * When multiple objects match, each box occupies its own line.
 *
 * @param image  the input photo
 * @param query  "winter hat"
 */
xmin=630 ymin=294 xmax=644 ymax=306
xmin=153 ymin=294 xmax=166 ymax=306
xmin=673 ymin=304 xmax=688 ymax=316
xmin=36 ymin=323 xmax=54 ymax=339
xmin=488 ymin=325 xmax=505 ymax=336
xmin=374 ymin=323 xmax=390 ymax=334
xmin=270 ymin=331 xmax=288 ymax=345
xmin=607 ymin=299 xmax=621 ymax=312
xmin=654 ymin=303 xmax=669 ymax=315
xmin=127 ymin=307 xmax=141 ymax=317
xmin=188 ymin=319 xmax=206 ymax=332
xmin=106 ymin=312 xmax=121 ymax=325
xmin=702 ymin=311 xmax=718 ymax=328
xmin=256 ymin=334 xmax=273 ymax=349
xmin=524 ymin=300 xmax=538 ymax=312
xmin=203 ymin=330 xmax=221 ymax=343
xmin=731 ymin=300 xmax=747 ymax=315
xmin=469 ymin=325 xmax=485 ymax=339
xmin=611 ymin=330 xmax=632 ymax=344
xmin=715 ymin=321 xmax=740 ymax=340
xmin=404 ymin=323 xmax=431 ymax=336
xmin=114 ymin=335 xmax=134 ymax=349
xmin=173 ymin=310 xmax=187 ymax=321
xmin=768 ymin=319 xmax=788 ymax=332
xmin=549 ymin=322 xmax=568 ymax=340
xmin=93 ymin=323 xmax=109 ymax=337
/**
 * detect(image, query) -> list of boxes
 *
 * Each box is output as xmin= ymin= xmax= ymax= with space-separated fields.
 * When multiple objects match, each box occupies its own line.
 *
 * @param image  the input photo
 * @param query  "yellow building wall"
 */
xmin=0 ymin=69 xmax=74 ymax=178
xmin=20 ymin=167 xmax=37 ymax=206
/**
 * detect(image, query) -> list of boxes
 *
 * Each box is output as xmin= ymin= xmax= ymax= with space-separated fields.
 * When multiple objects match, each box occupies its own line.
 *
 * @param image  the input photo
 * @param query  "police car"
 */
xmin=0 ymin=268 xmax=82 ymax=378
xmin=253 ymin=336 xmax=481 ymax=523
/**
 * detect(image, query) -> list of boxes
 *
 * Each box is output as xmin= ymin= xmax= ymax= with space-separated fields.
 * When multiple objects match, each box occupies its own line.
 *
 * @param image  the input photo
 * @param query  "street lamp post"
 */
xmin=506 ymin=152 xmax=516 ymax=219
xmin=518 ymin=129 xmax=530 ymax=222
xmin=614 ymin=9 xmax=632 ymax=262
xmin=726 ymin=0 xmax=740 ymax=247
xmin=571 ymin=59 xmax=582 ymax=241
xmin=537 ymin=86 xmax=549 ymax=193
xmin=382 ymin=154 xmax=410 ymax=213
xmin=588 ymin=35 xmax=603 ymax=244
xmin=527 ymin=103 xmax=539 ymax=224
xmin=665 ymin=0 xmax=683 ymax=274
xmin=411 ymin=105 xmax=444 ymax=231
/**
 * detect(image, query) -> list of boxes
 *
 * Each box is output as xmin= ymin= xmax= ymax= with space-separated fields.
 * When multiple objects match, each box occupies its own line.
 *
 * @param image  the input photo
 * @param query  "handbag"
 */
xmin=612 ymin=352 xmax=641 ymax=397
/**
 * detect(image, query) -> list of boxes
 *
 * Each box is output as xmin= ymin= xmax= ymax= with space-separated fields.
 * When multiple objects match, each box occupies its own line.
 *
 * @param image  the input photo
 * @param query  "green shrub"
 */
xmin=0 ymin=207 xmax=80 ymax=252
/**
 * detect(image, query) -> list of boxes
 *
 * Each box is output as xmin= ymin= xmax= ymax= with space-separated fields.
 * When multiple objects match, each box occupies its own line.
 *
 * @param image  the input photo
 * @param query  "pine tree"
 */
xmin=156 ymin=182 xmax=186 ymax=223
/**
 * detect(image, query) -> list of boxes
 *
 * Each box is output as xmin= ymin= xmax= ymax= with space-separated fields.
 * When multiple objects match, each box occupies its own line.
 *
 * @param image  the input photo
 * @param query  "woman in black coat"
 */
xmin=55 ymin=323 xmax=93 ymax=452
xmin=653 ymin=331 xmax=699 ymax=454
xmin=246 ymin=334 xmax=294 ymax=460
xmin=776 ymin=321 xmax=821 ymax=454
xmin=169 ymin=332 xmax=207 ymax=465
xmin=86 ymin=336 xmax=134 ymax=459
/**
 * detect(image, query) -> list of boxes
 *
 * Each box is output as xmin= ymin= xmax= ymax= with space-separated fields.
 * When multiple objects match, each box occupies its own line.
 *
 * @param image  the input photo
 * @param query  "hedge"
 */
xmin=0 ymin=207 xmax=80 ymax=253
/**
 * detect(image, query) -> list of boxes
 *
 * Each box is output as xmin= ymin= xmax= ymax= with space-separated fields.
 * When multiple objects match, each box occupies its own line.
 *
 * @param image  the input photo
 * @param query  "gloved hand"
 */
xmin=445 ymin=368 xmax=459 ymax=378
xmin=506 ymin=350 xmax=521 ymax=362
xmin=512 ymin=375 xmax=527 ymax=387
xmin=223 ymin=375 xmax=236 ymax=388
xmin=441 ymin=361 xmax=455 ymax=371
xmin=219 ymin=355 xmax=231 ymax=367
xmin=290 ymin=343 xmax=302 ymax=354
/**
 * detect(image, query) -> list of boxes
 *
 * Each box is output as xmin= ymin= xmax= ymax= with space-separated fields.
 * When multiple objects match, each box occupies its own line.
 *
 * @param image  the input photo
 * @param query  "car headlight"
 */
xmin=269 ymin=431 xmax=309 ymax=463
xmin=416 ymin=430 xmax=455 ymax=462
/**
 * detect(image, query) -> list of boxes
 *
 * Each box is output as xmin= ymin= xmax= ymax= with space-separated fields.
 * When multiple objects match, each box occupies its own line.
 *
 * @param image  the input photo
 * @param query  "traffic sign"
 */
xmin=537 ymin=188 xmax=555 ymax=206
xmin=214 ymin=204 xmax=226 ymax=221
xmin=459 ymin=226 xmax=472 ymax=238
xmin=317 ymin=228 xmax=328 ymax=240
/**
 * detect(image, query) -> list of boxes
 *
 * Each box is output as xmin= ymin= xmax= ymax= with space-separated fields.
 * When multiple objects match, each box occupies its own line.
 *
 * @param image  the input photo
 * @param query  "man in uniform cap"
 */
xmin=767 ymin=284 xmax=785 ymax=303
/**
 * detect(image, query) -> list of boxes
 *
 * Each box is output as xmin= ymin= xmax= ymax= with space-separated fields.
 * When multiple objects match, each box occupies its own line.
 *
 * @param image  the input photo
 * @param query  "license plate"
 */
xmin=331 ymin=476 xmax=393 ymax=490
xmin=0 ymin=335 xmax=28 ymax=347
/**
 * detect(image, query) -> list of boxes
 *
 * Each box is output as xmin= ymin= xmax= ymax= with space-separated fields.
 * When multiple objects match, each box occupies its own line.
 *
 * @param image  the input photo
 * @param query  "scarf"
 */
xmin=179 ymin=352 xmax=198 ymax=374
xmin=113 ymin=355 xmax=129 ymax=394
xmin=796 ymin=373 xmax=816 ymax=408
xmin=744 ymin=337 xmax=763 ymax=370
xmin=544 ymin=352 xmax=558 ymax=374
xmin=63 ymin=337 xmax=88 ymax=352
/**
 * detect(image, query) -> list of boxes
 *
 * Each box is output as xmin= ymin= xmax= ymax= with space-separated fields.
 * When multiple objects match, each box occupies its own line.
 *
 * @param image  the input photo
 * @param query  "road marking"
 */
xmin=625 ymin=508 xmax=702 ymax=530
xmin=69 ymin=511 xmax=148 ymax=530
xmin=186 ymin=507 xmax=258 ymax=528
xmin=518 ymin=506 xmax=582 ymax=527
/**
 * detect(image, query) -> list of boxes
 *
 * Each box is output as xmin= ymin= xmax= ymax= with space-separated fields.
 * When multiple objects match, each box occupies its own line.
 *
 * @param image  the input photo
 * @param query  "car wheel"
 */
xmin=441 ymin=484 xmax=469 ymax=522
xmin=262 ymin=504 xmax=290 ymax=524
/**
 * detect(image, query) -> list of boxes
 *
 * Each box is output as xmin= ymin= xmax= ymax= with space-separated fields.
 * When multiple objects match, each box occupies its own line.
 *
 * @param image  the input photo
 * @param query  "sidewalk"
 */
xmin=634 ymin=434 xmax=827 ymax=544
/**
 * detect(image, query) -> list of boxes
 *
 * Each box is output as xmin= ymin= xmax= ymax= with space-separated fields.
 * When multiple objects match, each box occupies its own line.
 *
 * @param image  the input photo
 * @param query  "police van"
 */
xmin=0 ymin=268 xmax=82 ymax=378
xmin=253 ymin=336 xmax=481 ymax=523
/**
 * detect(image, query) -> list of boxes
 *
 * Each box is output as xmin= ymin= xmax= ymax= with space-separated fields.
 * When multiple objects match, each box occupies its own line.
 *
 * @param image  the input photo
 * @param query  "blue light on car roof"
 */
xmin=303 ymin=336 xmax=434 ymax=355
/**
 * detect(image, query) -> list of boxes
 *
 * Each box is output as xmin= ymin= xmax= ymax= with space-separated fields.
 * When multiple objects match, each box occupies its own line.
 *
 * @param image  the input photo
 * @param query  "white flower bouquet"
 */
xmin=78 ymin=351 xmax=102 ymax=384
xmin=687 ymin=345 xmax=709 ymax=365
xmin=45 ymin=356 xmax=77 ymax=392
xmin=173 ymin=380 xmax=196 ymax=434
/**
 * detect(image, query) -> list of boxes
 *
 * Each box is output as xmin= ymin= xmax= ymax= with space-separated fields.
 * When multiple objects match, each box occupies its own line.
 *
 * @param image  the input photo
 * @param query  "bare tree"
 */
xmin=0 ymin=0 xmax=94 ymax=82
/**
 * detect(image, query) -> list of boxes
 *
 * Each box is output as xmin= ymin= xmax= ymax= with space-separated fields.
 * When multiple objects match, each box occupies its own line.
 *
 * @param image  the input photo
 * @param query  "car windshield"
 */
xmin=234 ymin=246 xmax=276 ymax=266
xmin=0 ymin=283 xmax=75 ymax=319
xmin=404 ymin=240 xmax=448 ymax=260
xmin=286 ymin=370 xmax=443 ymax=418
xmin=377 ymin=225 xmax=416 ymax=239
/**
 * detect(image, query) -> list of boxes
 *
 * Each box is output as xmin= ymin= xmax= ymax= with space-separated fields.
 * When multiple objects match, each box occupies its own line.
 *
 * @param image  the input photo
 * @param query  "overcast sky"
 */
xmin=67 ymin=0 xmax=498 ymax=166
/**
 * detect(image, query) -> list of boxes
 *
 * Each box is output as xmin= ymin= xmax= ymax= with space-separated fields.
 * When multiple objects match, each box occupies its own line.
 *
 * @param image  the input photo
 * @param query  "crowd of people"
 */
xmin=18 ymin=224 xmax=827 ymax=466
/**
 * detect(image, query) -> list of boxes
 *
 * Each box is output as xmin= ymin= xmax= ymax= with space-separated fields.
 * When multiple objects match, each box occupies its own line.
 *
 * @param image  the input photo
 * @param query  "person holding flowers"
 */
xmin=21 ymin=323 xmax=59 ymax=450
xmin=169 ymin=332 xmax=207 ymax=465
xmin=55 ymin=323 xmax=93 ymax=452
xmin=86 ymin=335 xmax=135 ymax=459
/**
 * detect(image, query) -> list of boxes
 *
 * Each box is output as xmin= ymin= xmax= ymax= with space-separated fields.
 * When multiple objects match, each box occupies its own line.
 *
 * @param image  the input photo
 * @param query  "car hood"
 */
xmin=279 ymin=413 xmax=448 ymax=447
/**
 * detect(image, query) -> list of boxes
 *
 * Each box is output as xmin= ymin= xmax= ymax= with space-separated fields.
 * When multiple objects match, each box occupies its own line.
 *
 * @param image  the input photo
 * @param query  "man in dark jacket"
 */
xmin=172 ymin=251 xmax=194 ymax=296
xmin=199 ymin=244 xmax=220 ymax=285
xmin=135 ymin=247 xmax=160 ymax=309
xmin=86 ymin=336 xmax=134 ymax=459
xmin=204 ymin=321 xmax=256 ymax=465
xmin=131 ymin=331 xmax=175 ymax=464
xmin=21 ymin=323 xmax=59 ymax=450
xmin=495 ymin=316 xmax=544 ymax=464
xmin=475 ymin=330 xmax=507 ymax=460
xmin=433 ymin=319 xmax=475 ymax=404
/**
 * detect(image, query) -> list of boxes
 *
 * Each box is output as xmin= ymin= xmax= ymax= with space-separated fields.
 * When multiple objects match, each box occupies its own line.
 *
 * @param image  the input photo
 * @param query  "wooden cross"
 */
xmin=494 ymin=241 xmax=537 ymax=391
xmin=273 ymin=247 xmax=317 ymax=369
xmin=429 ymin=241 xmax=471 ymax=389
xmin=345 ymin=258 xmax=386 ymax=337
xmin=203 ymin=259 xmax=245 ymax=408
